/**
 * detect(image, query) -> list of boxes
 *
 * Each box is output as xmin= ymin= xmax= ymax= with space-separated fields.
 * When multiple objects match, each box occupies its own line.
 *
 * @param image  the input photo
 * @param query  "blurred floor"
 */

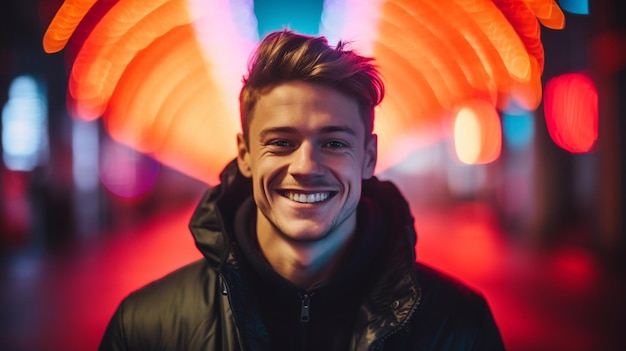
xmin=1 ymin=196 xmax=625 ymax=351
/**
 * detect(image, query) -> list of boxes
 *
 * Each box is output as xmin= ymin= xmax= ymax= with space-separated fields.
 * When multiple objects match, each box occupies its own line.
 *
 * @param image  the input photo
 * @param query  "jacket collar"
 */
xmin=352 ymin=177 xmax=421 ymax=349
xmin=189 ymin=159 xmax=251 ymax=268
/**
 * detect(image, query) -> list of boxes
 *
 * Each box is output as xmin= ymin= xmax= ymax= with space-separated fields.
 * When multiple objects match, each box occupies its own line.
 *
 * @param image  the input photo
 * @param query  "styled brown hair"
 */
xmin=239 ymin=30 xmax=384 ymax=143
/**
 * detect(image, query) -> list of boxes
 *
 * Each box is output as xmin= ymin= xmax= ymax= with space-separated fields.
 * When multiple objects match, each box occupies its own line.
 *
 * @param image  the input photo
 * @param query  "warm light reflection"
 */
xmin=455 ymin=109 xmax=482 ymax=164
xmin=544 ymin=73 xmax=598 ymax=153
xmin=522 ymin=0 xmax=565 ymax=28
xmin=43 ymin=0 xmax=255 ymax=184
xmin=44 ymin=0 xmax=563 ymax=183
xmin=67 ymin=0 xmax=192 ymax=120
xmin=453 ymin=101 xmax=502 ymax=164
xmin=42 ymin=0 xmax=98 ymax=53
xmin=323 ymin=0 xmax=562 ymax=171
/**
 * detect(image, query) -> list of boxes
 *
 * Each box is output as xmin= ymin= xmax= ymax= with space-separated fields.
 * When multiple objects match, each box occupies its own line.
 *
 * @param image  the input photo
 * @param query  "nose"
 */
xmin=289 ymin=142 xmax=324 ymax=178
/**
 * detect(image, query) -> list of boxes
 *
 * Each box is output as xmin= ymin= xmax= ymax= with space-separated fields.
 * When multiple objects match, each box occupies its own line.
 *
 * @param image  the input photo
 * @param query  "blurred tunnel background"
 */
xmin=1 ymin=0 xmax=625 ymax=350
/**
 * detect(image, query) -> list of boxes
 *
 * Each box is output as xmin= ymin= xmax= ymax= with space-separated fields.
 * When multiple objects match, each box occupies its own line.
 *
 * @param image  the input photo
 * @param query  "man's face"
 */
xmin=237 ymin=81 xmax=377 ymax=243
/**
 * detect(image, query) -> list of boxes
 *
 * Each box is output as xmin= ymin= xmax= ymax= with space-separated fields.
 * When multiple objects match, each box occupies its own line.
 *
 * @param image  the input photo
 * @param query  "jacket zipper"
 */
xmin=300 ymin=293 xmax=311 ymax=323
xmin=221 ymin=277 xmax=228 ymax=295
xmin=300 ymin=293 xmax=311 ymax=351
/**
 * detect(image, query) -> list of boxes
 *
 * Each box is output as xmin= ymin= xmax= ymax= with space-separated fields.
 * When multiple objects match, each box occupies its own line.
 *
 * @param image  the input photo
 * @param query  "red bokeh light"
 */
xmin=544 ymin=72 xmax=598 ymax=153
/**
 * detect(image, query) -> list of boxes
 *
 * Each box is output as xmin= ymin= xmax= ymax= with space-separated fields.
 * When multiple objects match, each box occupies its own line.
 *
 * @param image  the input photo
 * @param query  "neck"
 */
xmin=256 ymin=214 xmax=356 ymax=290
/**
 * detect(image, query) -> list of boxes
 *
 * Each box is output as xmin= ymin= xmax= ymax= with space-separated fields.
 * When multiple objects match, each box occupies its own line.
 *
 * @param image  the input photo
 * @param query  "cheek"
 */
xmin=253 ymin=163 xmax=281 ymax=197
xmin=337 ymin=159 xmax=366 ymax=181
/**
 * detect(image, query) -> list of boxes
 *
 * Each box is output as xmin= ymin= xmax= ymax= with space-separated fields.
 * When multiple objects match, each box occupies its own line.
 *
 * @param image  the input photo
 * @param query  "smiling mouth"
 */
xmin=282 ymin=191 xmax=333 ymax=204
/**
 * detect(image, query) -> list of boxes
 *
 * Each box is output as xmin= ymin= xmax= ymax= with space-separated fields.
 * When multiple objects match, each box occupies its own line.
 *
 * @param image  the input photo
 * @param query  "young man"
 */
xmin=99 ymin=30 xmax=505 ymax=350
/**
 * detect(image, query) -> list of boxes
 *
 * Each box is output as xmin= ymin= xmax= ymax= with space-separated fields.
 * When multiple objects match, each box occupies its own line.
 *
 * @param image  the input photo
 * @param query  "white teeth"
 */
xmin=287 ymin=192 xmax=330 ymax=203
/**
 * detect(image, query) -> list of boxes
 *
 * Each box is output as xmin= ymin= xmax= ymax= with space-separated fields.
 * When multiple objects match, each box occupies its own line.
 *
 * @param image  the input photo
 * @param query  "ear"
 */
xmin=236 ymin=133 xmax=252 ymax=178
xmin=362 ymin=134 xmax=378 ymax=179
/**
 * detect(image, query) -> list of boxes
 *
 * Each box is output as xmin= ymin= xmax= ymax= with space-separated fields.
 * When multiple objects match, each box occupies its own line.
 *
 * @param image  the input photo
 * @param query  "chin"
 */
xmin=280 ymin=224 xmax=332 ymax=243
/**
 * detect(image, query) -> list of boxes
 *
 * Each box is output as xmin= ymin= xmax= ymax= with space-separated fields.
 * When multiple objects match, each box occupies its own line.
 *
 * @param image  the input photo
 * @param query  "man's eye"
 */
xmin=269 ymin=140 xmax=291 ymax=147
xmin=324 ymin=140 xmax=347 ymax=149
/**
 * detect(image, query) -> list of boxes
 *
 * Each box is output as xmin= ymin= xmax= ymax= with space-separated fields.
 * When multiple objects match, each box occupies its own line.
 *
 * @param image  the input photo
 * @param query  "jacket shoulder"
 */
xmin=99 ymin=260 xmax=227 ymax=351
xmin=130 ymin=259 xmax=213 ymax=294
xmin=414 ymin=261 xmax=485 ymax=306
xmin=394 ymin=262 xmax=506 ymax=350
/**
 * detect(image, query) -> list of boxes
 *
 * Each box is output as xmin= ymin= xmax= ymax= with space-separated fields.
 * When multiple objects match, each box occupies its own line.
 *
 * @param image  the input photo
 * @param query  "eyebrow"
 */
xmin=319 ymin=125 xmax=357 ymax=136
xmin=259 ymin=125 xmax=357 ymax=139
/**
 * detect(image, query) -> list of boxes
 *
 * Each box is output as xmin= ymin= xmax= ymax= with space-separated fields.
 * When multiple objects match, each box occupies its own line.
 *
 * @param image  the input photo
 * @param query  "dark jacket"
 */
xmin=99 ymin=161 xmax=505 ymax=350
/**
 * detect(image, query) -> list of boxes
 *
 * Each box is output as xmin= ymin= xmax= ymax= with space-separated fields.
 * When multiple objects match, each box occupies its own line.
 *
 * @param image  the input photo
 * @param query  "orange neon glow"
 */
xmin=544 ymin=73 xmax=598 ymax=153
xmin=68 ymin=0 xmax=192 ymax=120
xmin=42 ymin=0 xmax=99 ymax=54
xmin=521 ymin=0 xmax=565 ymax=29
xmin=453 ymin=101 xmax=502 ymax=164
xmin=43 ymin=0 xmax=255 ymax=184
xmin=43 ymin=0 xmax=563 ymax=184
xmin=331 ymin=0 xmax=563 ymax=171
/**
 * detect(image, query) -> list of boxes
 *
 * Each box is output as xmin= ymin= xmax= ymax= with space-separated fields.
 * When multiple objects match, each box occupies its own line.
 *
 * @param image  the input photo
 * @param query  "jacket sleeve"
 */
xmin=96 ymin=261 xmax=223 ymax=351
xmin=98 ymin=295 xmax=159 ymax=351
xmin=99 ymin=300 xmax=131 ymax=351
xmin=471 ymin=297 xmax=506 ymax=351
xmin=400 ymin=262 xmax=507 ymax=350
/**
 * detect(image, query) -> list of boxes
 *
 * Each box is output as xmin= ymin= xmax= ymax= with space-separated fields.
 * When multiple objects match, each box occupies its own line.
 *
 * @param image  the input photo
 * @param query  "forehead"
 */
xmin=249 ymin=81 xmax=364 ymax=136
